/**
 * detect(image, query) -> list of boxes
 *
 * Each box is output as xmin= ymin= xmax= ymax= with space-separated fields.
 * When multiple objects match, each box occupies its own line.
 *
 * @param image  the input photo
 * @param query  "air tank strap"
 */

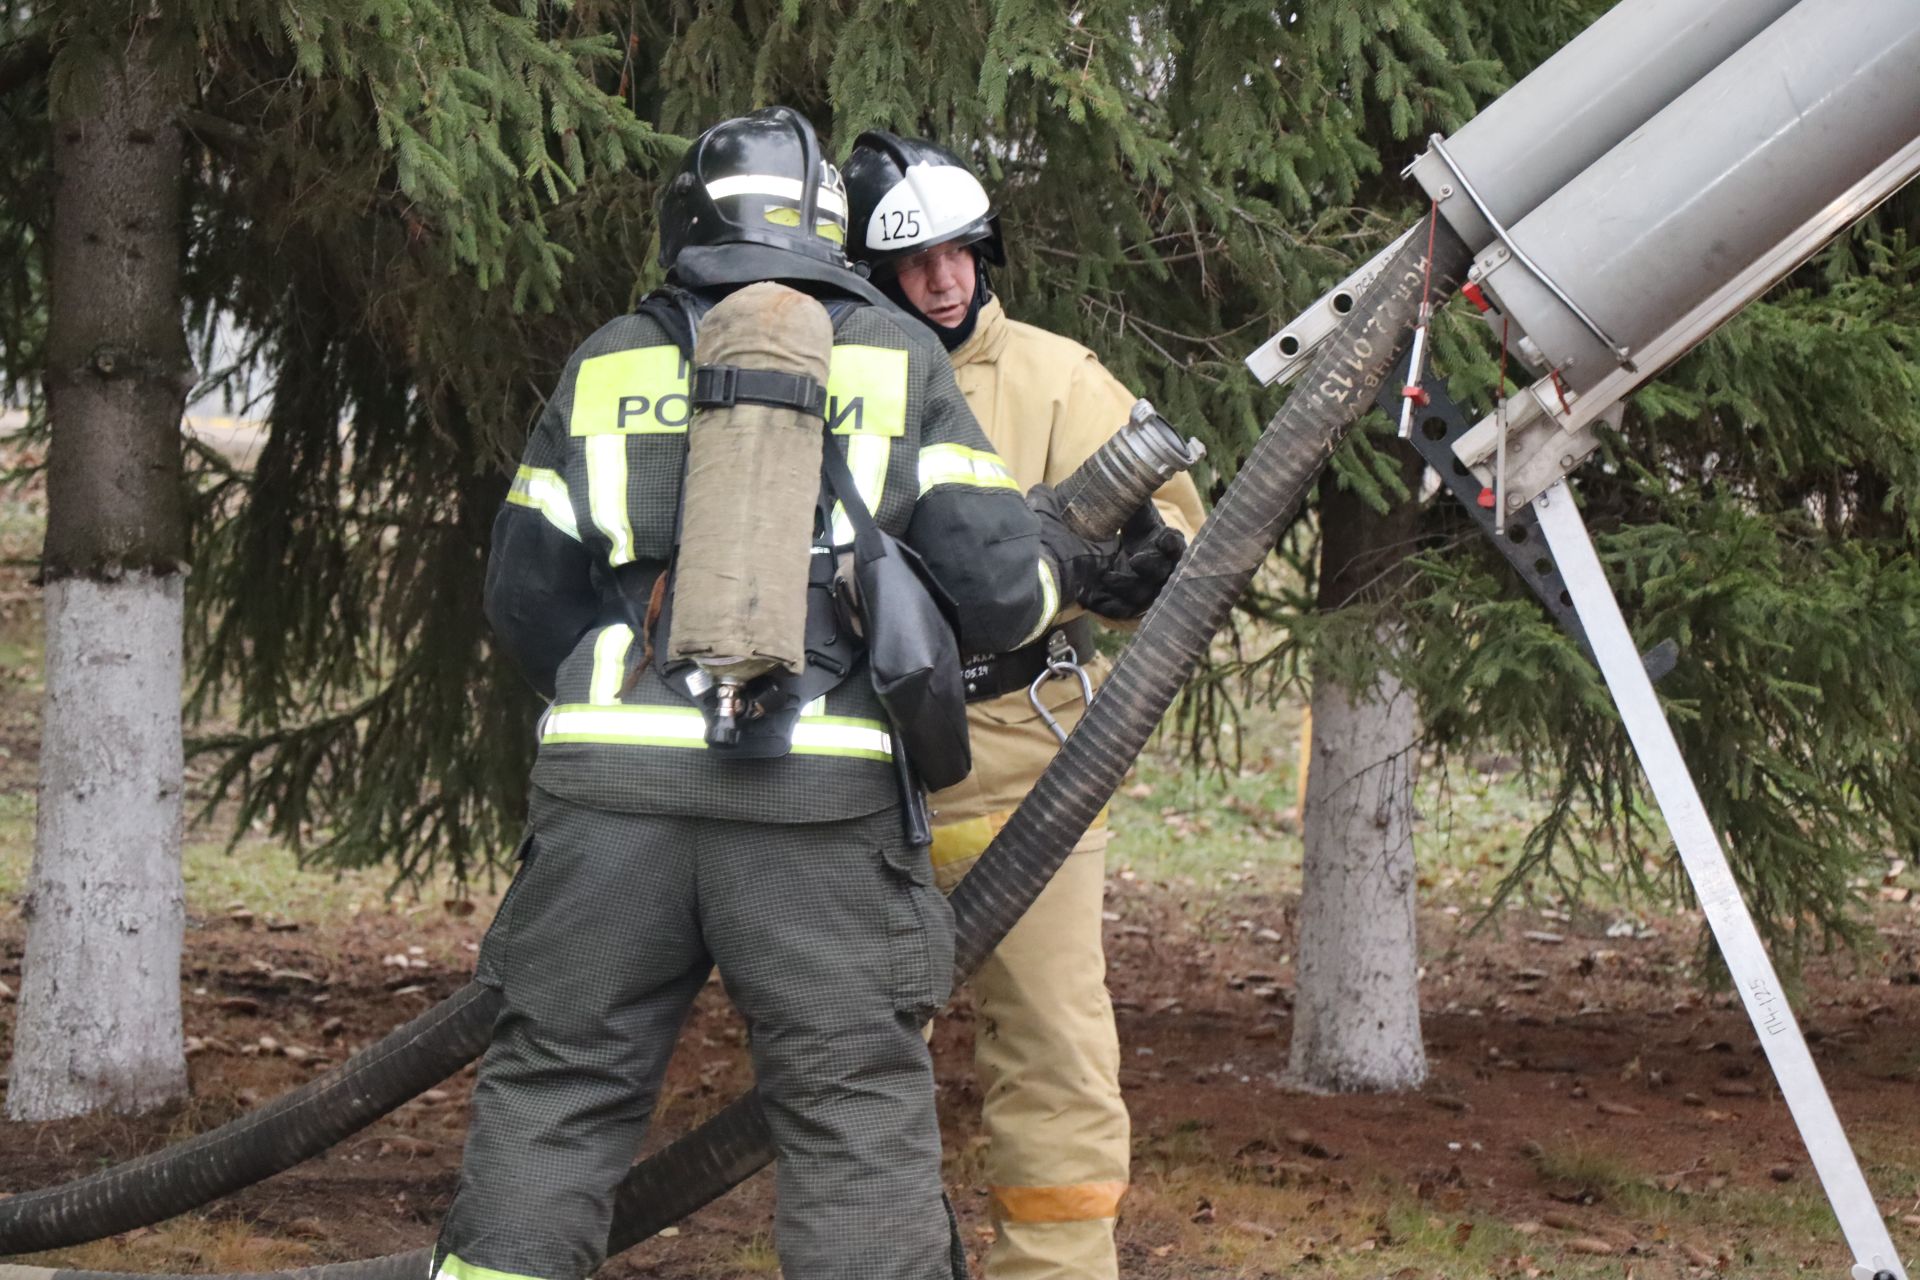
xmin=690 ymin=365 xmax=826 ymax=417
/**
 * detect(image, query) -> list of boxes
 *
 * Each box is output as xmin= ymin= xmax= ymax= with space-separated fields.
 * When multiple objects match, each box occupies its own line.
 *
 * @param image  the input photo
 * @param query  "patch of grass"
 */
xmin=720 ymin=1230 xmax=781 ymax=1274
xmin=1525 ymin=1135 xmax=1851 ymax=1273
xmin=180 ymin=835 xmax=416 ymax=924
xmin=1372 ymin=1200 xmax=1531 ymax=1278
xmin=0 ymin=789 xmax=33 ymax=896
xmin=21 ymin=1213 xmax=323 ymax=1273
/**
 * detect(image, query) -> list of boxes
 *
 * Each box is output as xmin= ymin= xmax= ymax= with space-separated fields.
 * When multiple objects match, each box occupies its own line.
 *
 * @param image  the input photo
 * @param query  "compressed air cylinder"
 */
xmin=668 ymin=281 xmax=832 ymax=681
xmin=1410 ymin=0 xmax=1801 ymax=254
xmin=1475 ymin=0 xmax=1920 ymax=400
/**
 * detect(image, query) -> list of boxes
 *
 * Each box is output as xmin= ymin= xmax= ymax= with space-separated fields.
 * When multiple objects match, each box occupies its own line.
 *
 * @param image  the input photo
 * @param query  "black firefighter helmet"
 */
xmin=842 ymin=130 xmax=1005 ymax=277
xmin=657 ymin=106 xmax=852 ymax=282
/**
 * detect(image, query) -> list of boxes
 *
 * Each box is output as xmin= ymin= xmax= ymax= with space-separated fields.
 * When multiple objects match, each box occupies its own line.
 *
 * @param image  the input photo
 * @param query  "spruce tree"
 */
xmin=3 ymin=0 xmax=1912 ymax=971
xmin=0 ymin=0 xmax=665 ymax=1115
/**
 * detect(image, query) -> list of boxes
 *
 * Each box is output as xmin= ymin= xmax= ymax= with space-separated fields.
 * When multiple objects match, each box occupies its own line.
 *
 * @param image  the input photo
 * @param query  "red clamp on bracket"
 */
xmin=1476 ymin=487 xmax=1497 ymax=509
xmin=1461 ymin=282 xmax=1492 ymax=314
xmin=1401 ymin=384 xmax=1431 ymax=408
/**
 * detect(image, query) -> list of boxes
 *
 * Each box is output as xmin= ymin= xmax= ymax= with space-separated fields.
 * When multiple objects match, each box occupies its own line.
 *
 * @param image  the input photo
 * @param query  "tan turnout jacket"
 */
xmin=928 ymin=296 xmax=1205 ymax=866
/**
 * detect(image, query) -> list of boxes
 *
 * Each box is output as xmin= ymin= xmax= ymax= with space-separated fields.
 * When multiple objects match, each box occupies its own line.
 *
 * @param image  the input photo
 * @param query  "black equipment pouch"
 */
xmin=819 ymin=427 xmax=973 ymax=792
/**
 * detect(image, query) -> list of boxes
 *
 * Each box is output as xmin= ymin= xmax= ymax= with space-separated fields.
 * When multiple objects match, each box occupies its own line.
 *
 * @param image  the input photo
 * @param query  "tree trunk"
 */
xmin=1287 ymin=451 xmax=1427 ymax=1093
xmin=9 ymin=22 xmax=192 ymax=1121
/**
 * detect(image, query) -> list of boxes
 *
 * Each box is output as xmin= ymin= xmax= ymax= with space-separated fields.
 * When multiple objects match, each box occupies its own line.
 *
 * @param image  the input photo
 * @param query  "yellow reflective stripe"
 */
xmin=931 ymin=806 xmax=1108 ymax=869
xmin=541 ymin=704 xmax=891 ymax=760
xmin=568 ymin=347 xmax=692 ymax=436
xmin=930 ymin=814 xmax=1000 ymax=868
xmin=825 ymin=345 xmax=909 ymax=438
xmin=990 ymin=1180 xmax=1129 ymax=1224
xmin=1014 ymin=559 xmax=1059 ymax=647
xmin=589 ymin=625 xmax=633 ymax=705
xmin=829 ymin=432 xmax=892 ymax=546
xmin=506 ymin=465 xmax=580 ymax=540
xmin=543 ymin=704 xmax=705 ymax=747
xmin=917 ymin=443 xmax=1019 ymax=495
xmin=584 ymin=435 xmax=633 ymax=566
xmin=434 ymin=1255 xmax=545 ymax=1280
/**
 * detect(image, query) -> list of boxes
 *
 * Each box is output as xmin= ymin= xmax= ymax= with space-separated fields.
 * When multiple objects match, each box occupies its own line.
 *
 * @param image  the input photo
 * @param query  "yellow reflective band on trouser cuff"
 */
xmin=917 ymin=442 xmax=1019 ymax=495
xmin=506 ymin=465 xmax=580 ymax=541
xmin=990 ymin=1180 xmax=1129 ymax=1224
xmin=432 ymin=1254 xmax=548 ymax=1280
xmin=589 ymin=625 xmax=633 ymax=705
xmin=541 ymin=704 xmax=893 ymax=761
xmin=930 ymin=805 xmax=1108 ymax=869
xmin=1015 ymin=559 xmax=1060 ymax=648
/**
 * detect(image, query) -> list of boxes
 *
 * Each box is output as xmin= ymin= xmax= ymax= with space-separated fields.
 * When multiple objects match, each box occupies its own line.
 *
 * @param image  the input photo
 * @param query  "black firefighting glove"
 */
xmin=1082 ymin=501 xmax=1186 ymax=620
xmin=1026 ymin=483 xmax=1113 ymax=609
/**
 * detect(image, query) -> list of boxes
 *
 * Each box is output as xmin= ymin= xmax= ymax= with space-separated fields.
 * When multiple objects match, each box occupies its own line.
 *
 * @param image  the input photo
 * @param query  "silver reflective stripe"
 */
xmin=789 ymin=717 xmax=894 ymax=760
xmin=589 ymin=625 xmax=633 ymax=705
xmin=917 ymin=442 xmax=1018 ymax=495
xmin=584 ymin=435 xmax=634 ymax=566
xmin=1015 ymin=559 xmax=1060 ymax=647
xmin=830 ymin=433 xmax=892 ymax=546
xmin=506 ymin=465 xmax=580 ymax=540
xmin=704 ymin=173 xmax=849 ymax=219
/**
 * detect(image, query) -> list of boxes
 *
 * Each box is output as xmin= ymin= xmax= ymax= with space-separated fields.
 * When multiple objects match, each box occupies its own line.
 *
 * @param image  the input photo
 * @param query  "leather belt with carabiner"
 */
xmin=959 ymin=617 xmax=1095 ymax=704
xmin=1025 ymin=624 xmax=1094 ymax=746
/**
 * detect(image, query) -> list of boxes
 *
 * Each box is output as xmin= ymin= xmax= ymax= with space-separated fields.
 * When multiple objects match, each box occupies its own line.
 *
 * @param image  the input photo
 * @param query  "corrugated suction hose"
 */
xmin=0 ymin=222 xmax=1469 ymax=1280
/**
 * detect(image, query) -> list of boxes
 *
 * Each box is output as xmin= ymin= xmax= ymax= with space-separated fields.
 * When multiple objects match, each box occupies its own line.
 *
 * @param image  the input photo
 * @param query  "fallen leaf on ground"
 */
xmin=1597 ymin=1100 xmax=1643 ymax=1117
xmin=1680 ymin=1243 xmax=1720 ymax=1269
xmin=1566 ymin=1237 xmax=1618 ymax=1255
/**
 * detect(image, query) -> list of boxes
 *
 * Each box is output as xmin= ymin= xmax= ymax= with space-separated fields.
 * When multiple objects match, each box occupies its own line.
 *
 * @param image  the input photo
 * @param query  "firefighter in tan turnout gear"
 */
xmin=434 ymin=108 xmax=1129 ymax=1280
xmin=847 ymin=132 xmax=1206 ymax=1280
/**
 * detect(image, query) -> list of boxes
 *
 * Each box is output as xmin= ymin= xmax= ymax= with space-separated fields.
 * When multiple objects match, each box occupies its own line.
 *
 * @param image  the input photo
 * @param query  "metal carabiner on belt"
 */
xmin=1027 ymin=638 xmax=1093 ymax=747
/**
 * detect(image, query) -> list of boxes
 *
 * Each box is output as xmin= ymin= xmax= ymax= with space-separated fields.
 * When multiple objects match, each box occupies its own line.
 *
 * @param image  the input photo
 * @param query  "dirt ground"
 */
xmin=4 ymin=855 xmax=1919 ymax=1279
xmin=1 ymin=443 xmax=1917 ymax=1278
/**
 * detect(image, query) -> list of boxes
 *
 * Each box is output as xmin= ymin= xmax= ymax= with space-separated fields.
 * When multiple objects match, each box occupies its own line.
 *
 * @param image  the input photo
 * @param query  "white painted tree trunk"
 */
xmin=1287 ymin=647 xmax=1426 ymax=1093
xmin=8 ymin=573 xmax=187 ymax=1120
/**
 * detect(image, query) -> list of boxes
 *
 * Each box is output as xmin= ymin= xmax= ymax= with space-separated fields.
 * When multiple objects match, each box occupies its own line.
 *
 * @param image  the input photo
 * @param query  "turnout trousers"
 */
xmin=435 ymin=787 xmax=960 ymax=1280
xmin=933 ymin=824 xmax=1129 ymax=1280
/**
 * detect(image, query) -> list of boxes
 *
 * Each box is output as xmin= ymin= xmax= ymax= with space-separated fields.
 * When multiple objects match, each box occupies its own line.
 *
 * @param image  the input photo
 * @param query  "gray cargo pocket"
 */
xmin=879 ymin=840 xmax=955 ymax=1020
xmin=475 ymin=830 xmax=539 ymax=990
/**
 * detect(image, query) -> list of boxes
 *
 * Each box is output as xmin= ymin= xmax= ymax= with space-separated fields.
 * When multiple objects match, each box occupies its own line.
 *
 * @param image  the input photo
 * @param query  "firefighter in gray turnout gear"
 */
xmin=432 ymin=107 xmax=1114 ymax=1280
